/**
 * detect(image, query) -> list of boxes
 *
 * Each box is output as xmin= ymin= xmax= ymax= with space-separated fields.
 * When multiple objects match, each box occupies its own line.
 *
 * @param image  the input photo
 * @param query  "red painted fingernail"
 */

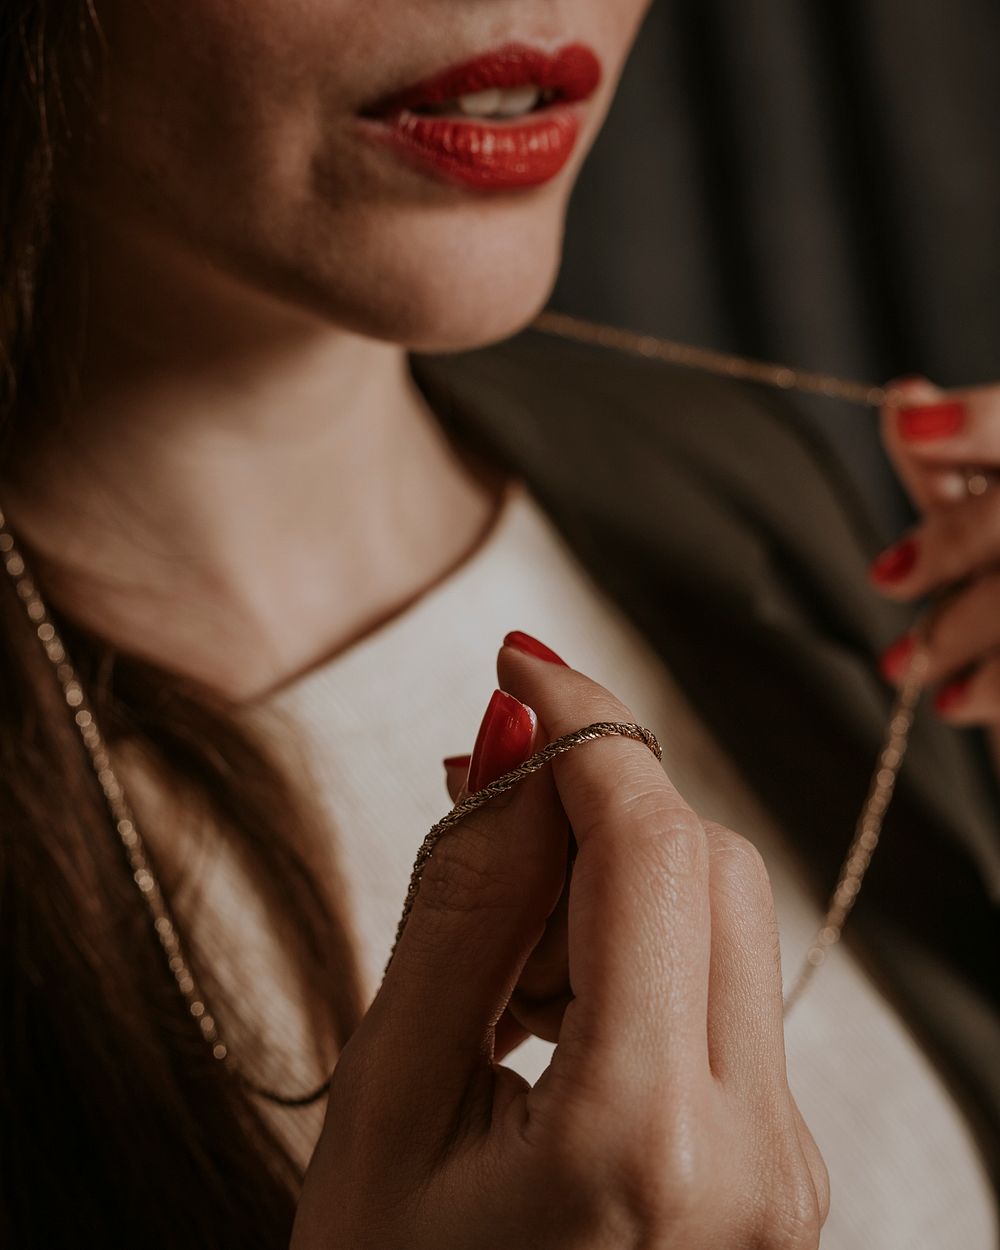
xmin=870 ymin=537 xmax=918 ymax=585
xmin=442 ymin=754 xmax=472 ymax=771
xmin=879 ymin=634 xmax=916 ymax=681
xmin=934 ymin=676 xmax=972 ymax=715
xmin=898 ymin=402 xmax=965 ymax=441
xmin=503 ymin=630 xmax=569 ymax=666
xmin=467 ymin=690 xmax=536 ymax=792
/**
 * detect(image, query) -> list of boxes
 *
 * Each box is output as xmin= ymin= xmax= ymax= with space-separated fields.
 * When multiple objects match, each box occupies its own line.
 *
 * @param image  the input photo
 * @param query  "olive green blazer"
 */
xmin=411 ymin=327 xmax=1000 ymax=1194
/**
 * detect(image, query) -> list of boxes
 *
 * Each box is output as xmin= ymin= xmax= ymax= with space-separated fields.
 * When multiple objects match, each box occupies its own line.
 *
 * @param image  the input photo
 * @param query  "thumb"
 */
xmin=355 ymin=688 xmax=569 ymax=1135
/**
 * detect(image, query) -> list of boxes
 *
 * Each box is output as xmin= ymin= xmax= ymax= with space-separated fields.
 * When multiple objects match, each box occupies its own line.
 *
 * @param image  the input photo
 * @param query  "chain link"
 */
xmin=0 ymin=310 xmax=942 ymax=1105
xmin=528 ymin=310 xmax=941 ymax=1016
xmin=532 ymin=309 xmax=896 ymax=407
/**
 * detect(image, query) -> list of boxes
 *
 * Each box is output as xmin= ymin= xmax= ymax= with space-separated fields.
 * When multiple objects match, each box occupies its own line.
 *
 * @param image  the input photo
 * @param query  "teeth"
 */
xmin=453 ymin=85 xmax=543 ymax=118
xmin=493 ymin=85 xmax=543 ymax=116
xmin=457 ymin=88 xmax=504 ymax=116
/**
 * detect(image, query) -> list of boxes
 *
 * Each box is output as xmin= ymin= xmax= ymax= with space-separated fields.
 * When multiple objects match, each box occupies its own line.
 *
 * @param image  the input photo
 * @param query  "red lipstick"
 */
xmin=358 ymin=43 xmax=603 ymax=191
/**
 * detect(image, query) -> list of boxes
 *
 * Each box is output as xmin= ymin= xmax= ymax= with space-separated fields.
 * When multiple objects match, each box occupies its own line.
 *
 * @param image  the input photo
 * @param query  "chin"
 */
xmin=218 ymin=188 xmax=570 ymax=355
xmin=365 ymin=224 xmax=565 ymax=354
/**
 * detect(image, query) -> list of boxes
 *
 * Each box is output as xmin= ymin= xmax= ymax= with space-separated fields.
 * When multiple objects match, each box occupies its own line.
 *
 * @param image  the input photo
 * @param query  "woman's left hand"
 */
xmin=873 ymin=377 xmax=1000 ymax=731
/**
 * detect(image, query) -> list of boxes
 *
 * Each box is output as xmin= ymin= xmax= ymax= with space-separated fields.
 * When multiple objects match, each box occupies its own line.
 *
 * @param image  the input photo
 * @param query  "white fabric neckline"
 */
xmin=233 ymin=473 xmax=996 ymax=1247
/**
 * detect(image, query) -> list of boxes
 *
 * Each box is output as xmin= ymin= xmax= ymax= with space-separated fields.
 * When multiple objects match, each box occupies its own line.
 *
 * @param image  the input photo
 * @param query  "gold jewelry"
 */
xmin=528 ymin=310 xmax=947 ymax=1011
xmin=964 ymin=467 xmax=991 ymax=498
xmin=384 ymin=720 xmax=663 ymax=970
xmin=532 ymin=309 xmax=896 ymax=408
xmin=0 ymin=310 xmax=951 ymax=1107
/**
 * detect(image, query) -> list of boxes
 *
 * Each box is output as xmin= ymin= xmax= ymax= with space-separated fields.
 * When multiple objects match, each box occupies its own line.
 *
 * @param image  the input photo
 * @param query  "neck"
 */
xmin=3 ymin=218 xmax=506 ymax=704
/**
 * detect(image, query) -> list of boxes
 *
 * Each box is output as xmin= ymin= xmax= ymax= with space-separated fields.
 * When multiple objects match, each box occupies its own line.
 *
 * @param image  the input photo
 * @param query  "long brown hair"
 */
xmin=0 ymin=5 xmax=365 ymax=1245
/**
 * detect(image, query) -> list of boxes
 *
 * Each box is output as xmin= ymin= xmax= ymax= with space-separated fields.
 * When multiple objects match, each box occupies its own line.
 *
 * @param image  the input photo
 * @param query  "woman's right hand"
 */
xmin=291 ymin=637 xmax=829 ymax=1249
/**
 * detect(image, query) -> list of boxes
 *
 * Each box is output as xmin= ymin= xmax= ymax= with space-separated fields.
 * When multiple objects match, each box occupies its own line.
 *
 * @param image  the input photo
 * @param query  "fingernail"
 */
xmin=443 ymin=753 xmax=472 ymax=799
xmin=898 ymin=401 xmax=965 ymax=441
xmin=502 ymin=630 xmax=568 ymax=666
xmin=870 ymin=537 xmax=918 ymax=585
xmin=467 ymin=689 xmax=536 ymax=792
xmin=879 ymin=634 xmax=916 ymax=681
xmin=934 ymin=675 xmax=972 ymax=715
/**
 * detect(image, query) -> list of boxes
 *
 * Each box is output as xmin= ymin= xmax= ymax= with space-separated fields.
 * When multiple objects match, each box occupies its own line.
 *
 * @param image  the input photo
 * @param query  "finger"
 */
xmin=497 ymin=642 xmax=711 ymax=1097
xmin=362 ymin=689 xmax=570 ymax=1136
xmin=507 ymin=854 xmax=573 ymax=1043
xmin=884 ymin=382 xmax=1000 ymax=469
xmin=450 ymin=746 xmax=574 ymax=1045
xmin=494 ymin=1006 xmax=531 ymax=1062
xmin=880 ymin=377 xmax=966 ymax=512
xmin=701 ymin=823 xmax=785 ymax=1091
xmin=868 ymin=488 xmax=1000 ymax=601
xmin=932 ymin=652 xmax=1000 ymax=726
xmin=698 ymin=823 xmax=831 ymax=1223
xmin=443 ymin=754 xmax=471 ymax=803
xmin=790 ymin=1091 xmax=832 ymax=1228
xmin=880 ymin=573 xmax=1000 ymax=687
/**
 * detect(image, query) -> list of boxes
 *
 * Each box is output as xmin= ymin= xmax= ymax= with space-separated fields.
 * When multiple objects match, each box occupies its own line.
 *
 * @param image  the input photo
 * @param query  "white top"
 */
xmin=129 ymin=475 xmax=997 ymax=1248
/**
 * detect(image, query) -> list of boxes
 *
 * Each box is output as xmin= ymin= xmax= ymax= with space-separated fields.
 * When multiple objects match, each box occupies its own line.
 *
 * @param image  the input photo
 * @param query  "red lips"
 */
xmin=357 ymin=42 xmax=603 ymax=191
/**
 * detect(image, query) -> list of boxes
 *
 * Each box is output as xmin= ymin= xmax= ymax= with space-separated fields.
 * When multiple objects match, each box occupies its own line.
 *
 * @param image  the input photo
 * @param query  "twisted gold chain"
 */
xmin=530 ymin=309 xmax=939 ymax=1010
xmin=532 ymin=310 xmax=897 ymax=407
xmin=384 ymin=720 xmax=663 ymax=972
xmin=0 ymin=310 xmax=939 ymax=1107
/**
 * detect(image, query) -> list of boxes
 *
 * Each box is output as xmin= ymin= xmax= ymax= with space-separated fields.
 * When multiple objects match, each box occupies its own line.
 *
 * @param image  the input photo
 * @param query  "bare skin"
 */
xmin=875 ymin=378 xmax=1000 ymax=778
xmin=3 ymin=1 xmax=831 ymax=1243
xmin=4 ymin=0 xmax=649 ymax=703
xmin=293 ymin=643 xmax=830 ymax=1248
xmin=4 ymin=213 xmax=509 ymax=703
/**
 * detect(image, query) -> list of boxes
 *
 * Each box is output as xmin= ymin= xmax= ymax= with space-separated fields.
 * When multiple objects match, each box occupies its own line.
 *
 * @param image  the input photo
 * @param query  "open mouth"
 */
xmin=357 ymin=43 xmax=603 ymax=190
xmin=403 ymin=84 xmax=559 ymax=122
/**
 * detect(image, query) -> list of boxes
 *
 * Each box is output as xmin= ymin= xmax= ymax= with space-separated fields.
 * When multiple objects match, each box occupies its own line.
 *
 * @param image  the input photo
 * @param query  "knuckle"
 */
xmin=931 ymin=575 xmax=999 ymax=659
xmin=925 ymin=599 xmax=961 ymax=662
xmin=541 ymin=1100 xmax=824 ymax=1249
xmin=813 ymin=1159 xmax=832 ymax=1228
xmin=616 ymin=1135 xmax=712 ymax=1230
xmin=706 ymin=823 xmax=773 ymax=901
xmin=573 ymin=773 xmax=706 ymax=874
xmin=593 ymin=798 xmax=708 ymax=903
xmin=578 ymin=1098 xmax=716 ymax=1236
xmin=618 ymin=784 xmax=705 ymax=854
xmin=932 ymin=510 xmax=971 ymax=576
xmin=933 ymin=500 xmax=1000 ymax=583
xmin=764 ymin=1173 xmax=825 ymax=1250
xmin=753 ymin=1127 xmax=826 ymax=1250
xmin=416 ymin=818 xmax=520 ymax=922
xmin=542 ymin=1083 xmax=710 ymax=1211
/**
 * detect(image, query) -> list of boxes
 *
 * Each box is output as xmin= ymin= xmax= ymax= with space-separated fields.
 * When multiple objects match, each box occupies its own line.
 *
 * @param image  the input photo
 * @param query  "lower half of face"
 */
xmin=83 ymin=0 xmax=649 ymax=352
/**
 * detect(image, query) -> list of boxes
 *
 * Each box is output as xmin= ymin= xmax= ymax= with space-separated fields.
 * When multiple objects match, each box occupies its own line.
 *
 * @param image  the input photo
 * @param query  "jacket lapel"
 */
xmin=411 ymin=329 xmax=1000 ymax=1183
xmin=412 ymin=329 xmax=1000 ymax=1186
xmin=412 ymin=331 xmax=999 ymax=886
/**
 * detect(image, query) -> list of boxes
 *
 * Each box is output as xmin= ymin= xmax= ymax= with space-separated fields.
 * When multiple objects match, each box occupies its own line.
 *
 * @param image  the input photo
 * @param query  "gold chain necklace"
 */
xmin=0 ymin=310 xmax=942 ymax=1107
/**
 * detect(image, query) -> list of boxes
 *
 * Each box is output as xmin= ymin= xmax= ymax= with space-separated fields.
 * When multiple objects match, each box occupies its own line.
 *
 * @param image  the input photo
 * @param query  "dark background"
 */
xmin=554 ymin=0 xmax=1000 ymax=540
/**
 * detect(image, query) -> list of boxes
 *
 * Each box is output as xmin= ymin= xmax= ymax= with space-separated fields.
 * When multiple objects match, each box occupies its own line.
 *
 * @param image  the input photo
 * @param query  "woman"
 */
xmin=0 ymin=2 xmax=996 ymax=1247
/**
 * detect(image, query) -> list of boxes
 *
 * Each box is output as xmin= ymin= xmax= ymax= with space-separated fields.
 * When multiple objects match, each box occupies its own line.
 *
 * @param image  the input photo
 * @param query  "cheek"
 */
xmin=97 ymin=1 xmax=345 ymax=182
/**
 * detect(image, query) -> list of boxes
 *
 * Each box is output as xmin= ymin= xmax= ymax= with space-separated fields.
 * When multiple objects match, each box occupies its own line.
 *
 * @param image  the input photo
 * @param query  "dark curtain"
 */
xmin=554 ymin=0 xmax=1000 ymax=539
